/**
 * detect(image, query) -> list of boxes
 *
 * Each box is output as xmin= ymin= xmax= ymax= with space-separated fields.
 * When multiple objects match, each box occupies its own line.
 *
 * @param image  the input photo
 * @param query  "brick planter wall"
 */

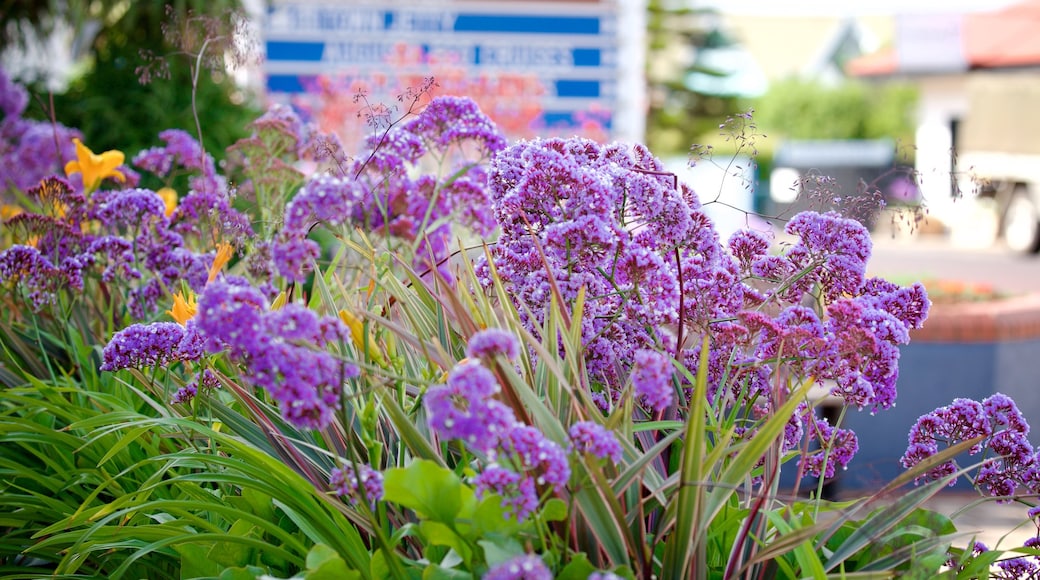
xmin=838 ymin=294 xmax=1040 ymax=491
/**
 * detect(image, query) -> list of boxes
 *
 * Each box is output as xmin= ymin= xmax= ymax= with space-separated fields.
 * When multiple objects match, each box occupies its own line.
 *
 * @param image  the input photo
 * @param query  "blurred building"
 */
xmin=849 ymin=1 xmax=1040 ymax=252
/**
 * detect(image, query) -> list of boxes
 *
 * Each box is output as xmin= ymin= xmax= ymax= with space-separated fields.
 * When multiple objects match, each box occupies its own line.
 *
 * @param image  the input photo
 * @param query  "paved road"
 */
xmin=867 ymin=233 xmax=1040 ymax=296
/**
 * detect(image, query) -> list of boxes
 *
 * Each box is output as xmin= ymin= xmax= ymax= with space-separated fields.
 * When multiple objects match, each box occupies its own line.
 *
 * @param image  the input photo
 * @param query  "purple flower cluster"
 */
xmin=194 ymin=280 xmax=359 ymax=429
xmin=902 ymin=394 xmax=1040 ymax=501
xmin=473 ymin=465 xmax=538 ymax=520
xmin=133 ymin=129 xmax=225 ymax=195
xmin=171 ymin=368 xmax=221 ymax=405
xmin=801 ymin=414 xmax=859 ymax=479
xmin=0 ymin=68 xmax=28 ymax=119
xmin=465 ymin=328 xmax=521 ymax=361
xmin=99 ymin=322 xmax=202 ymax=371
xmin=567 ymin=421 xmax=623 ymax=463
xmin=0 ymin=72 xmax=81 ymax=192
xmin=330 ymin=463 xmax=384 ymax=510
xmin=483 ymin=554 xmax=551 ymax=580
xmin=480 ymin=137 xmax=729 ymax=389
xmin=425 ymin=360 xmax=517 ymax=452
xmin=631 ymin=350 xmax=674 ymax=414
xmin=427 ymin=335 xmax=572 ymax=520
xmin=272 ymin=96 xmax=505 ymax=281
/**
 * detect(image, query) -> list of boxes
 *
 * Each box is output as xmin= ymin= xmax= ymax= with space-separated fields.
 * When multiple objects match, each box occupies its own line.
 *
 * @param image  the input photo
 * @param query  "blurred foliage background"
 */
xmin=3 ymin=1 xmax=916 ymax=167
xmin=3 ymin=0 xmax=259 ymax=159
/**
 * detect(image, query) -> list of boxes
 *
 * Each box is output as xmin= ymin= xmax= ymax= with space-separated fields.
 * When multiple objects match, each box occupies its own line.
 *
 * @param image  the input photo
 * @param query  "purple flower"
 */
xmin=568 ymin=421 xmax=623 ymax=463
xmin=483 ymin=554 xmax=551 ymax=580
xmin=0 ymin=68 xmax=28 ymax=118
xmin=801 ymin=416 xmax=859 ymax=479
xmin=425 ymin=360 xmax=517 ymax=452
xmin=996 ymin=557 xmax=1038 ymax=578
xmin=902 ymin=394 xmax=1037 ymax=494
xmin=631 ymin=350 xmax=673 ymax=413
xmin=171 ymin=368 xmax=220 ymax=405
xmin=498 ymin=425 xmax=570 ymax=493
xmin=100 ymin=322 xmax=200 ymax=371
xmin=194 ymin=280 xmax=358 ymax=429
xmin=330 ymin=463 xmax=384 ymax=510
xmin=473 ymin=465 xmax=538 ymax=521
xmin=466 ymin=328 xmax=521 ymax=361
xmin=402 ymin=95 xmax=507 ymax=155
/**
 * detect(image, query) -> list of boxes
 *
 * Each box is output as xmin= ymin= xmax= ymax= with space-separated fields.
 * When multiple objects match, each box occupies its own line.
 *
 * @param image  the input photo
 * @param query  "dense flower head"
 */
xmin=171 ymin=368 xmax=220 ymax=405
xmin=330 ymin=463 xmax=384 ymax=510
xmin=466 ymin=328 xmax=521 ymax=361
xmin=0 ymin=244 xmax=83 ymax=310
xmin=473 ymin=465 xmax=538 ymax=521
xmin=902 ymin=394 xmax=1038 ymax=497
xmin=567 ymin=421 xmax=623 ymax=463
xmin=483 ymin=554 xmax=552 ymax=580
xmin=782 ymin=210 xmax=872 ymax=301
xmin=273 ymin=96 xmax=502 ymax=281
xmin=133 ymin=129 xmax=225 ymax=195
xmin=996 ymin=557 xmax=1038 ymax=579
xmin=91 ymin=188 xmax=169 ymax=232
xmin=498 ymin=425 xmax=570 ymax=493
xmin=0 ymin=68 xmax=28 ymax=119
xmin=425 ymin=360 xmax=517 ymax=452
xmin=481 ymin=137 xmax=735 ymax=387
xmin=100 ymin=322 xmax=201 ymax=371
xmin=193 ymin=280 xmax=357 ymax=429
xmin=800 ymin=415 xmax=859 ymax=479
xmin=401 ymin=95 xmax=507 ymax=155
xmin=0 ymin=120 xmax=81 ymax=192
xmin=631 ymin=349 xmax=674 ymax=413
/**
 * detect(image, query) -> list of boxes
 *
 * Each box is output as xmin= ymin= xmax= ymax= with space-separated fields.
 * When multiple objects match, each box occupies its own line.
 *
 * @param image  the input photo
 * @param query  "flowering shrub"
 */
xmin=3 ymin=66 xmax=1040 ymax=579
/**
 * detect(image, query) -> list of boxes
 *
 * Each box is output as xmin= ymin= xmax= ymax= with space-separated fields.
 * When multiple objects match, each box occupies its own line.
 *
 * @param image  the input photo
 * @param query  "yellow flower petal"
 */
xmin=157 ymin=187 xmax=178 ymax=218
xmin=67 ymin=138 xmax=126 ymax=192
xmin=338 ymin=309 xmax=386 ymax=367
xmin=167 ymin=291 xmax=198 ymax=326
xmin=207 ymin=242 xmax=234 ymax=283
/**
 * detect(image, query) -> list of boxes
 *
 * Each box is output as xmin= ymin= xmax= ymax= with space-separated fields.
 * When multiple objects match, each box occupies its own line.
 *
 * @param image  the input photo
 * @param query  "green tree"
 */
xmin=645 ymin=0 xmax=747 ymax=154
xmin=753 ymin=77 xmax=917 ymax=144
xmin=8 ymin=1 xmax=258 ymax=161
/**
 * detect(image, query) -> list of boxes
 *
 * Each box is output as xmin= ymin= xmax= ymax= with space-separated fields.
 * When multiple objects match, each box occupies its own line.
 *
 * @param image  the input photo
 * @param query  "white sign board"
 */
xmin=264 ymin=0 xmax=644 ymax=141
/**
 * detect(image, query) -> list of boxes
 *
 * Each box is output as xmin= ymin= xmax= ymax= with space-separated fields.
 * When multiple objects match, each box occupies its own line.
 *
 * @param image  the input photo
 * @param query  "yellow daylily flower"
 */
xmin=64 ymin=138 xmax=126 ymax=193
xmin=157 ymin=187 xmax=178 ymax=218
xmin=167 ymin=291 xmax=198 ymax=326
xmin=339 ymin=309 xmax=386 ymax=367
xmin=207 ymin=242 xmax=234 ymax=283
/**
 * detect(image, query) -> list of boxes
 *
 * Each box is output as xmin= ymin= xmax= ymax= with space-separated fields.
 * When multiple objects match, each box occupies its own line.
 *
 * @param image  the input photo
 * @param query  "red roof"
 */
xmin=848 ymin=0 xmax=1040 ymax=76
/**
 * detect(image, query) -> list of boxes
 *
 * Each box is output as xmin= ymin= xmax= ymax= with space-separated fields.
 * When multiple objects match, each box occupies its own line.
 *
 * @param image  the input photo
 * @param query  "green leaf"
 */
xmin=540 ymin=498 xmax=567 ymax=522
xmin=477 ymin=537 xmax=526 ymax=569
xmin=175 ymin=542 xmax=223 ymax=579
xmin=306 ymin=544 xmax=362 ymax=580
xmin=557 ymin=553 xmax=597 ymax=580
xmin=219 ymin=565 xmax=268 ymax=580
xmin=383 ymin=460 xmax=463 ymax=524
xmin=419 ymin=520 xmax=472 ymax=564
xmin=206 ymin=519 xmax=259 ymax=569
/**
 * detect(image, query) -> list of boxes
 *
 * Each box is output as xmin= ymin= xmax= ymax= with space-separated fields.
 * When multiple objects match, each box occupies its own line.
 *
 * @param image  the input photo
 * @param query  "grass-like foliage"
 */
xmin=3 ymin=64 xmax=1040 ymax=580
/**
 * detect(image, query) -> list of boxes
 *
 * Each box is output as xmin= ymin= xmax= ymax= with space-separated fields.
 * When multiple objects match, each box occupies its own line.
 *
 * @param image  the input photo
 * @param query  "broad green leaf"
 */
xmin=306 ymin=543 xmax=363 ymax=580
xmin=383 ymin=460 xmax=462 ymax=524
